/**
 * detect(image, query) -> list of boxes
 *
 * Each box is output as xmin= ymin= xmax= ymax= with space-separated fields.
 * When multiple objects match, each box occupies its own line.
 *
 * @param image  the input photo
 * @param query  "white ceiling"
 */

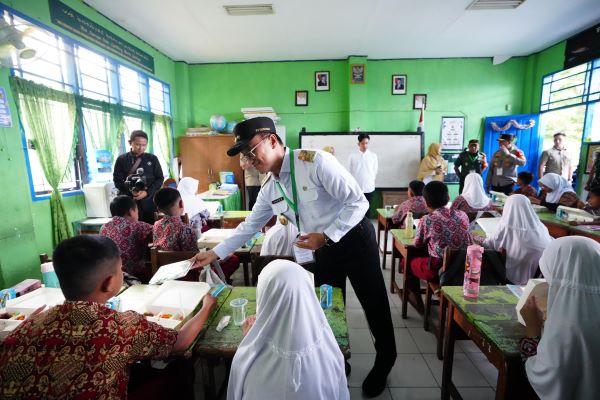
xmin=84 ymin=0 xmax=600 ymax=63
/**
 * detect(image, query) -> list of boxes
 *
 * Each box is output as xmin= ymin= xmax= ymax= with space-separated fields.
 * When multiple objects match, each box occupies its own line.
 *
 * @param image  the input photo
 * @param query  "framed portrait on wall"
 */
xmin=413 ymin=94 xmax=427 ymax=110
xmin=315 ymin=71 xmax=330 ymax=91
xmin=351 ymin=64 xmax=365 ymax=84
xmin=440 ymin=116 xmax=465 ymax=151
xmin=392 ymin=74 xmax=406 ymax=95
xmin=295 ymin=90 xmax=308 ymax=106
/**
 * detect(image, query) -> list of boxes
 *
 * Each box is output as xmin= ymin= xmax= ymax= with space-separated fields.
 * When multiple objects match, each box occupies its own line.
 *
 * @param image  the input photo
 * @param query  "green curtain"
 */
xmin=153 ymin=114 xmax=174 ymax=178
xmin=79 ymin=98 xmax=124 ymax=163
xmin=10 ymin=76 xmax=77 ymax=245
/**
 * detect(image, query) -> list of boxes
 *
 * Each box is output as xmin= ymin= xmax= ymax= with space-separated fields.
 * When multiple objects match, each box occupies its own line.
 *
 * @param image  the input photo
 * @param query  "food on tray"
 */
xmin=10 ymin=314 xmax=25 ymax=320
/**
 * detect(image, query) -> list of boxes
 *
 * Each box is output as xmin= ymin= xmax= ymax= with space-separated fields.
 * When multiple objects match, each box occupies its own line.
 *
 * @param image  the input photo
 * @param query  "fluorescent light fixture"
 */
xmin=467 ymin=0 xmax=526 ymax=10
xmin=224 ymin=4 xmax=274 ymax=16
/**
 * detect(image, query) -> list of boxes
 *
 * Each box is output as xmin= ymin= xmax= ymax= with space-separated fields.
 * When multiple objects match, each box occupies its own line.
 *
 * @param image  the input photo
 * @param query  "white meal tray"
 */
xmin=6 ymin=288 xmax=65 ymax=314
xmin=197 ymin=228 xmax=236 ymax=249
xmin=118 ymin=281 xmax=210 ymax=329
xmin=476 ymin=218 xmax=501 ymax=237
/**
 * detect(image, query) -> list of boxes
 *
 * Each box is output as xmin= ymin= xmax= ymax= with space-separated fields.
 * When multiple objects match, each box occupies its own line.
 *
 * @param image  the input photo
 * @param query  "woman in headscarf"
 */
xmin=259 ymin=215 xmax=299 ymax=257
xmin=227 ymin=260 xmax=349 ymax=400
xmin=451 ymin=173 xmax=493 ymax=213
xmin=177 ymin=177 xmax=210 ymax=227
xmin=483 ymin=194 xmax=553 ymax=284
xmin=417 ymin=143 xmax=446 ymax=183
xmin=529 ymin=172 xmax=584 ymax=212
xmin=519 ymin=236 xmax=600 ymax=400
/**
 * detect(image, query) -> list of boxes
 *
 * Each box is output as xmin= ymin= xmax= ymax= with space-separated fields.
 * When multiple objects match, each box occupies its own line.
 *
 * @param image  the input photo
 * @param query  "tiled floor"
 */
xmin=223 ymin=227 xmax=499 ymax=400
xmin=342 ymin=227 xmax=497 ymax=399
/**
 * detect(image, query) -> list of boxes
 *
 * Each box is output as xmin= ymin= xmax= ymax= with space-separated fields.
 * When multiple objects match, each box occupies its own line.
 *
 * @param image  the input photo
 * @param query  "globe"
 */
xmin=209 ymin=115 xmax=227 ymax=132
xmin=226 ymin=120 xmax=238 ymax=133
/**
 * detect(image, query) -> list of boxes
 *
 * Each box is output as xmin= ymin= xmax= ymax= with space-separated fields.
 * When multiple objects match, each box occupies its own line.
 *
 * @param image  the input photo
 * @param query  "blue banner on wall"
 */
xmin=0 ymin=87 xmax=13 ymax=128
xmin=48 ymin=0 xmax=155 ymax=74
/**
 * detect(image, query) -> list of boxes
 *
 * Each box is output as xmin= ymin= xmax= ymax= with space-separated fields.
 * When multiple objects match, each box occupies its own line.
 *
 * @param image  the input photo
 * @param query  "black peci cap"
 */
xmin=227 ymin=117 xmax=276 ymax=156
xmin=468 ymin=139 xmax=479 ymax=145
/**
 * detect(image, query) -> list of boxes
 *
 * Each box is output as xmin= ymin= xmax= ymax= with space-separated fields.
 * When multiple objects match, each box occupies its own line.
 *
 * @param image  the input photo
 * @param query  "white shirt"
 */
xmin=526 ymin=236 xmax=600 ymax=400
xmin=213 ymin=148 xmax=368 ymax=259
xmin=227 ymin=260 xmax=350 ymax=400
xmin=347 ymin=149 xmax=378 ymax=194
xmin=260 ymin=219 xmax=299 ymax=257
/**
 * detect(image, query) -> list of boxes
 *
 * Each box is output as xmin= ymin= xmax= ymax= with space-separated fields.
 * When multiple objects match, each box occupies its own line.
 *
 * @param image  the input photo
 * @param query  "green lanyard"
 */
xmin=275 ymin=149 xmax=301 ymax=231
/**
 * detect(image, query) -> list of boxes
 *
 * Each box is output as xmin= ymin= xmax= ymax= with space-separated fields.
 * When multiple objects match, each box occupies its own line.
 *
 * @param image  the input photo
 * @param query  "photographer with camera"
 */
xmin=113 ymin=130 xmax=164 ymax=224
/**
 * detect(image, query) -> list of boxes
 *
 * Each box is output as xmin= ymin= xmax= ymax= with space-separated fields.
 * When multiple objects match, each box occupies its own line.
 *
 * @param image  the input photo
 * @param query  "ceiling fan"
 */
xmin=0 ymin=19 xmax=48 ymax=68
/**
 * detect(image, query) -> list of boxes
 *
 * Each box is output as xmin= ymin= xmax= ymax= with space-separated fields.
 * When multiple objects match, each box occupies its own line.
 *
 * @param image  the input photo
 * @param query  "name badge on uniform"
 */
xmin=272 ymin=197 xmax=284 ymax=204
xmin=496 ymin=168 xmax=503 ymax=176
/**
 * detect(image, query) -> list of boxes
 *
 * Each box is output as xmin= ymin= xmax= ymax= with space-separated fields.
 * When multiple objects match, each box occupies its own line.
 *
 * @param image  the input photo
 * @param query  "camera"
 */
xmin=125 ymin=168 xmax=147 ymax=194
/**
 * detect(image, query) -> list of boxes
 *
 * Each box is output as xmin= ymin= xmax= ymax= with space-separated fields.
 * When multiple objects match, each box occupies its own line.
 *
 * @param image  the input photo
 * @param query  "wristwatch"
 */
xmin=323 ymin=233 xmax=335 ymax=247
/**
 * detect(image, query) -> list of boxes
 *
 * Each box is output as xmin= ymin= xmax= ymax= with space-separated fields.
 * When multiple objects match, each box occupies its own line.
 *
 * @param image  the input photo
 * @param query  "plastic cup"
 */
xmin=230 ymin=298 xmax=248 ymax=326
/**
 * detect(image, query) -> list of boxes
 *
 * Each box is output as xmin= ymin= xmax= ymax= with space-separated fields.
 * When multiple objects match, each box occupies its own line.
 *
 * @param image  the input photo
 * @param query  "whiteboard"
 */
xmin=300 ymin=132 xmax=423 ymax=188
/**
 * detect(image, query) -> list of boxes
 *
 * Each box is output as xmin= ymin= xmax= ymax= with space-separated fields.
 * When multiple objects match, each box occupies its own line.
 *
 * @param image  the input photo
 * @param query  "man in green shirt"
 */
xmin=453 ymin=139 xmax=488 ymax=194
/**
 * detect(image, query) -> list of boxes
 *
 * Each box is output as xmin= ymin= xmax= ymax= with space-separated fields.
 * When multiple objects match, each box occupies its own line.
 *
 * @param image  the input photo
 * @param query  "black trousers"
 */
xmin=364 ymin=191 xmax=374 ymax=219
xmin=315 ymin=217 xmax=397 ymax=366
xmin=246 ymin=186 xmax=260 ymax=211
xmin=491 ymin=183 xmax=514 ymax=195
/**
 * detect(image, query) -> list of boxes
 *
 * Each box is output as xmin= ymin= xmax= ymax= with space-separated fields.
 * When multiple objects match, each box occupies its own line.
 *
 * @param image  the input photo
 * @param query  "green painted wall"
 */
xmin=187 ymin=55 xmax=530 ymax=202
xmin=0 ymin=0 xmax=184 ymax=287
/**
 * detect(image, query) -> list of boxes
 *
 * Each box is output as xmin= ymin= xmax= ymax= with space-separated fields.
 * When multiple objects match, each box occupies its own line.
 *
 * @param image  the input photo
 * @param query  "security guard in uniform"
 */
xmin=192 ymin=117 xmax=396 ymax=397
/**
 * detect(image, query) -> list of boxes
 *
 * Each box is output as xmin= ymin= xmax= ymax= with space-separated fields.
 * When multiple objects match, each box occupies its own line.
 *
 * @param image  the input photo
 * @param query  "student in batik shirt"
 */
xmin=512 ymin=171 xmax=537 ymax=198
xmin=571 ymin=186 xmax=600 ymax=225
xmin=0 ymin=235 xmax=217 ymax=399
xmin=450 ymin=173 xmax=493 ymax=213
xmin=392 ymin=180 xmax=428 ymax=225
xmin=408 ymin=181 xmax=472 ymax=312
xmin=529 ymin=173 xmax=585 ymax=212
xmin=153 ymin=187 xmax=240 ymax=282
xmin=100 ymin=195 xmax=153 ymax=283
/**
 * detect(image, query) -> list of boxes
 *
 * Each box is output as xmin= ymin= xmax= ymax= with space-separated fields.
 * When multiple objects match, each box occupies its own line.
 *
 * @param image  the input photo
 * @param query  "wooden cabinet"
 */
xmin=179 ymin=135 xmax=244 ymax=196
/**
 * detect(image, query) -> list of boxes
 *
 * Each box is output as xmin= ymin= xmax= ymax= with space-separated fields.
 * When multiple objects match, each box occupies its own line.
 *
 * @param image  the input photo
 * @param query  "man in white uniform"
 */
xmin=347 ymin=133 xmax=378 ymax=217
xmin=193 ymin=117 xmax=396 ymax=397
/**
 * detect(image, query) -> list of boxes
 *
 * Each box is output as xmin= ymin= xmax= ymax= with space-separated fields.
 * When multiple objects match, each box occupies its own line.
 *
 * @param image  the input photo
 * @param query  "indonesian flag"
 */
xmin=418 ymin=106 xmax=424 ymax=131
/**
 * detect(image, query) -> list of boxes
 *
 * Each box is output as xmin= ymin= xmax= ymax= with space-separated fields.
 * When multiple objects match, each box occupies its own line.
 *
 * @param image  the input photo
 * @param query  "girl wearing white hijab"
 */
xmin=259 ymin=215 xmax=299 ymax=257
xmin=177 ymin=177 xmax=210 ymax=225
xmin=519 ymin=236 xmax=600 ymax=400
xmin=483 ymin=194 xmax=553 ymax=284
xmin=530 ymin=172 xmax=584 ymax=212
xmin=451 ymin=173 xmax=492 ymax=213
xmin=227 ymin=260 xmax=349 ymax=400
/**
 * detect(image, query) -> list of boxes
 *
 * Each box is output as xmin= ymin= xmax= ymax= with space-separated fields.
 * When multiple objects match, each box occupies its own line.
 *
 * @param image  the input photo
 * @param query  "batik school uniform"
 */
xmin=391 ymin=196 xmax=428 ymax=225
xmin=412 ymin=208 xmax=472 ymax=281
xmin=450 ymin=195 xmax=493 ymax=213
xmin=153 ymin=215 xmax=240 ymax=281
xmin=0 ymin=301 xmax=177 ymax=399
xmin=583 ymin=204 xmax=600 ymax=217
xmin=537 ymin=173 xmax=585 ymax=212
xmin=100 ymin=216 xmax=153 ymax=282
xmin=538 ymin=191 xmax=584 ymax=212
xmin=514 ymin=184 xmax=537 ymax=198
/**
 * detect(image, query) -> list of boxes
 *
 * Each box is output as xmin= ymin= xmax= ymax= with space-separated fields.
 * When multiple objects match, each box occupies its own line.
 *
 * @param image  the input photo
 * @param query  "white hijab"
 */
xmin=525 ymin=236 xmax=600 ymax=400
xmin=177 ymin=177 xmax=209 ymax=219
xmin=539 ymin=173 xmax=574 ymax=204
xmin=461 ymin=173 xmax=491 ymax=209
xmin=260 ymin=217 xmax=299 ymax=257
xmin=227 ymin=260 xmax=349 ymax=400
xmin=484 ymin=194 xmax=552 ymax=285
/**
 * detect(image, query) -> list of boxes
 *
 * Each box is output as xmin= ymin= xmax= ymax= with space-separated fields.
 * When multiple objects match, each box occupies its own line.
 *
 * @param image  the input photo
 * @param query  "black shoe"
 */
xmin=362 ymin=367 xmax=388 ymax=397
xmin=345 ymin=360 xmax=351 ymax=376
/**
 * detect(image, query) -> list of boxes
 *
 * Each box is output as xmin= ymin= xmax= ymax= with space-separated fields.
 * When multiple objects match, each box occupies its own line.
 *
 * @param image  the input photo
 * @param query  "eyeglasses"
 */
xmin=241 ymin=137 xmax=268 ymax=163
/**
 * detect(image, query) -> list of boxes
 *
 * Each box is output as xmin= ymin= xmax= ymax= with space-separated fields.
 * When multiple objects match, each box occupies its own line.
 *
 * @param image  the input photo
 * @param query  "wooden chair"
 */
xmin=153 ymin=212 xmax=190 ymax=224
xmin=149 ymin=247 xmax=199 ymax=279
xmin=424 ymin=247 xmax=506 ymax=359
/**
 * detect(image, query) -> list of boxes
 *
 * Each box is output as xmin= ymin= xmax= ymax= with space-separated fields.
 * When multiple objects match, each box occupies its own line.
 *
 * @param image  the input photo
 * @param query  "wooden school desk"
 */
xmin=536 ymin=211 xmax=571 ymax=238
xmin=441 ymin=286 xmax=538 ymax=400
xmin=200 ymin=190 xmax=242 ymax=211
xmin=222 ymin=210 xmax=252 ymax=229
xmin=194 ymin=286 xmax=350 ymax=399
xmin=569 ymin=224 xmax=600 ymax=243
xmin=376 ymin=208 xmax=397 ymax=270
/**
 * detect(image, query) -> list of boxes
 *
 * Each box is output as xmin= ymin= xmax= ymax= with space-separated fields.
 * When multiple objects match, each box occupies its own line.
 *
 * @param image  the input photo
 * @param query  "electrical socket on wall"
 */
xmin=505 ymin=104 xmax=512 ymax=111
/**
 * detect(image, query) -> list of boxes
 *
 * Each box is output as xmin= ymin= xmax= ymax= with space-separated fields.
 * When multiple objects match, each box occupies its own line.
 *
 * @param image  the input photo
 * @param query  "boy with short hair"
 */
xmin=409 ymin=181 xmax=473 ymax=312
xmin=392 ymin=180 xmax=428 ymax=225
xmin=0 ymin=235 xmax=216 ymax=399
xmin=513 ymin=171 xmax=537 ymax=198
xmin=100 ymin=195 xmax=153 ymax=283
xmin=153 ymin=187 xmax=198 ymax=251
xmin=571 ymin=186 xmax=600 ymax=225
xmin=153 ymin=187 xmax=240 ymax=282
